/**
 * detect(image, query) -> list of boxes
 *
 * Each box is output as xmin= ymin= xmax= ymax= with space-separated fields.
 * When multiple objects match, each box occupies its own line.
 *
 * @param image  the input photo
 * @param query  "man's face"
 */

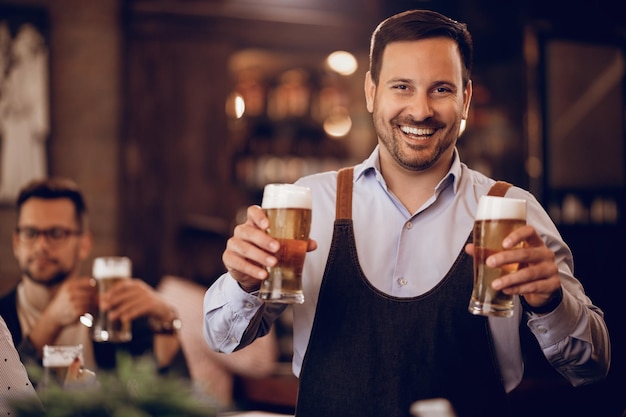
xmin=365 ymin=37 xmax=472 ymax=173
xmin=13 ymin=198 xmax=91 ymax=287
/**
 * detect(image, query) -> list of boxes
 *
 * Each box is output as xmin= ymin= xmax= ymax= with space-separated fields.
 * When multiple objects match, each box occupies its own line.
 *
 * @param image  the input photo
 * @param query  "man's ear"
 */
xmin=364 ymin=71 xmax=376 ymax=114
xmin=462 ymin=79 xmax=473 ymax=120
xmin=12 ymin=232 xmax=20 ymax=259
xmin=78 ymin=231 xmax=93 ymax=260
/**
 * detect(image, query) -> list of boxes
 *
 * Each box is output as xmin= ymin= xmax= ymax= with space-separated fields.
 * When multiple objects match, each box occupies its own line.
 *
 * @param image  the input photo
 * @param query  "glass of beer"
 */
xmin=41 ymin=344 xmax=83 ymax=391
xmin=468 ymin=195 xmax=526 ymax=317
xmin=92 ymin=256 xmax=132 ymax=342
xmin=260 ymin=183 xmax=312 ymax=304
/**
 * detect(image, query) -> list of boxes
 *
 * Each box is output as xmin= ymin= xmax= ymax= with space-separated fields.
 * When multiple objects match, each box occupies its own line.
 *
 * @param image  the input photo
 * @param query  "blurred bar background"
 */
xmin=0 ymin=0 xmax=624 ymax=414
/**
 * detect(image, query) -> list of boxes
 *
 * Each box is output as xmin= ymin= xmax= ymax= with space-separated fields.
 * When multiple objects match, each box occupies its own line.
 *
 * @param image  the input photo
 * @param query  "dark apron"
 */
xmin=295 ymin=167 xmax=512 ymax=417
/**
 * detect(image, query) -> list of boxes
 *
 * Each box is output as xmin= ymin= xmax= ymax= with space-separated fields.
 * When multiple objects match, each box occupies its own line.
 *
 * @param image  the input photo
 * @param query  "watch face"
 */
xmin=172 ymin=318 xmax=183 ymax=331
xmin=149 ymin=317 xmax=182 ymax=334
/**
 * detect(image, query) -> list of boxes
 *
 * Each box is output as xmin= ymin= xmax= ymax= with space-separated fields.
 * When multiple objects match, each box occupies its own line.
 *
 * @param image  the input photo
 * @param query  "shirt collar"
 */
xmin=354 ymin=145 xmax=380 ymax=182
xmin=445 ymin=148 xmax=462 ymax=194
xmin=354 ymin=145 xmax=462 ymax=195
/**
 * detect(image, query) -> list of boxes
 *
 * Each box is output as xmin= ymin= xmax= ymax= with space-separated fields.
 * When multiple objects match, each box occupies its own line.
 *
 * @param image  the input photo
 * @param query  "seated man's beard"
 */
xmin=25 ymin=268 xmax=70 ymax=287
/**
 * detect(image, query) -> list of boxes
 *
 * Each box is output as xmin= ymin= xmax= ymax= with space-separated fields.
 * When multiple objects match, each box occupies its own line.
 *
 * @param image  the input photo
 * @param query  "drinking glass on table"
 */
xmin=40 ymin=344 xmax=83 ymax=391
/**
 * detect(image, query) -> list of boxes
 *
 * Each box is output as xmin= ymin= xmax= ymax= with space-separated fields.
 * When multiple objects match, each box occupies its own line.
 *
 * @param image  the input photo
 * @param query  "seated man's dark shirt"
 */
xmin=0 ymin=287 xmax=189 ymax=379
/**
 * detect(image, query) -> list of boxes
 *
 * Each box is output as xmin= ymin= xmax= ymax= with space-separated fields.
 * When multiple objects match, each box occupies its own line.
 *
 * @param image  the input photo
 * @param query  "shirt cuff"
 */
xmin=224 ymin=275 xmax=265 ymax=311
xmin=207 ymin=276 xmax=264 ymax=352
xmin=524 ymin=289 xmax=581 ymax=349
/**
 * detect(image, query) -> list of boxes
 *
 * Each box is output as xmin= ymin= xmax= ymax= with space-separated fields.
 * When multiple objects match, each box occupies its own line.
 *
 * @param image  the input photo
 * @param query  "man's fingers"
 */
xmin=224 ymin=249 xmax=270 ymax=281
xmin=247 ymin=205 xmax=269 ymax=230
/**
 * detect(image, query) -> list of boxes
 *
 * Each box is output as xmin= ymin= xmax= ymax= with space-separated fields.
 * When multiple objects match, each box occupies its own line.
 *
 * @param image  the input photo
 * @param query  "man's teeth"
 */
xmin=400 ymin=126 xmax=434 ymax=136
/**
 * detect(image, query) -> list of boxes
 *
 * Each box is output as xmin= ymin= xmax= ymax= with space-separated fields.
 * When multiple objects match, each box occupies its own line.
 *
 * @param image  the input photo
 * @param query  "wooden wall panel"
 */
xmin=122 ymin=32 xmax=236 ymax=285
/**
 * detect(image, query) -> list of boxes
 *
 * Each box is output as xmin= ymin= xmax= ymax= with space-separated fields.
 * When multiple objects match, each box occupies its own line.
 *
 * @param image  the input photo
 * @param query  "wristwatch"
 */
xmin=520 ymin=287 xmax=563 ymax=314
xmin=148 ymin=317 xmax=183 ymax=335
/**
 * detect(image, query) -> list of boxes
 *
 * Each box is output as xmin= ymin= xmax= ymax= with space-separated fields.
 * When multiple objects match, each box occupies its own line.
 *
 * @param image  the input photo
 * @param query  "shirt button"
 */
xmin=405 ymin=221 xmax=413 ymax=229
xmin=245 ymin=302 xmax=254 ymax=309
xmin=397 ymin=277 xmax=408 ymax=286
xmin=230 ymin=337 xmax=239 ymax=344
xmin=537 ymin=327 xmax=548 ymax=334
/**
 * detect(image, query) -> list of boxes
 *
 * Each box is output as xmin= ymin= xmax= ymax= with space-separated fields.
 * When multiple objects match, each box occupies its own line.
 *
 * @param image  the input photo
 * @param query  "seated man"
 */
xmin=0 ymin=177 xmax=188 ymax=378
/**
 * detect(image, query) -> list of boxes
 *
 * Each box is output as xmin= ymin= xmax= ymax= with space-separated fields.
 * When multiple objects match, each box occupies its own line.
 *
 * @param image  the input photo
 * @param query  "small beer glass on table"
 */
xmin=40 ymin=344 xmax=84 ymax=392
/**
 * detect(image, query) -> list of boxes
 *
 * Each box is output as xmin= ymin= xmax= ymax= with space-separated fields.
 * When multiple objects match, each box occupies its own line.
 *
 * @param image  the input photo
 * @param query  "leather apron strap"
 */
xmin=488 ymin=180 xmax=512 ymax=197
xmin=336 ymin=167 xmax=354 ymax=220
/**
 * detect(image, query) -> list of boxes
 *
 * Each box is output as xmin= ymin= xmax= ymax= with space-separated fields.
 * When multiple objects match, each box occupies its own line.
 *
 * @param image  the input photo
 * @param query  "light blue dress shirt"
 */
xmin=204 ymin=146 xmax=610 ymax=393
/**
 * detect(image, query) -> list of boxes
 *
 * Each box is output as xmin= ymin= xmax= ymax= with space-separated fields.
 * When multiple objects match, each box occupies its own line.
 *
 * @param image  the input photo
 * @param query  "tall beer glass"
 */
xmin=468 ymin=195 xmax=526 ymax=317
xmin=260 ymin=183 xmax=312 ymax=304
xmin=92 ymin=256 xmax=132 ymax=342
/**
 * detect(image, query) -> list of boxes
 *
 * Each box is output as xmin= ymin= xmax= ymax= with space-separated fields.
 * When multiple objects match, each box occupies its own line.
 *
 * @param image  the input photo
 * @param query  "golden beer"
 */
xmin=260 ymin=184 xmax=312 ymax=304
xmin=468 ymin=196 xmax=526 ymax=317
xmin=92 ymin=257 xmax=132 ymax=342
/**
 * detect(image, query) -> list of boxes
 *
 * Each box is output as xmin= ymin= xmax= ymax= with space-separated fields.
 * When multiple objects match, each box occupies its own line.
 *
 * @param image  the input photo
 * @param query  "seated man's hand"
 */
xmin=64 ymin=356 xmax=97 ymax=390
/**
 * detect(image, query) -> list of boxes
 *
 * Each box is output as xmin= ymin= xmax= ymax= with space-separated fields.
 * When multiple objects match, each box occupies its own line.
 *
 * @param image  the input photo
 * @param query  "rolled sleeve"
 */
xmin=525 ymin=288 xmax=610 ymax=386
xmin=203 ymin=274 xmax=264 ymax=353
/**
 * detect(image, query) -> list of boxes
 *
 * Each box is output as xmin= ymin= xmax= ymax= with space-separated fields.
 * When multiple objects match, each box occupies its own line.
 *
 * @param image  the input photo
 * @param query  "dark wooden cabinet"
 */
xmin=122 ymin=18 xmax=235 ymax=285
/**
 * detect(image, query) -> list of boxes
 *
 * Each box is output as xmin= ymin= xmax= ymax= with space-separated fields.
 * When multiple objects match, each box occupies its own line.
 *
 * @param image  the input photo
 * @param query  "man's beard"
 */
xmin=374 ymin=112 xmax=459 ymax=172
xmin=23 ymin=266 xmax=71 ymax=287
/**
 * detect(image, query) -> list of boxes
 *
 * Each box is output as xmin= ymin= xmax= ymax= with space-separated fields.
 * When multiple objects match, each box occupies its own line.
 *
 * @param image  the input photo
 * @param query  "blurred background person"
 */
xmin=0 ymin=177 xmax=188 ymax=379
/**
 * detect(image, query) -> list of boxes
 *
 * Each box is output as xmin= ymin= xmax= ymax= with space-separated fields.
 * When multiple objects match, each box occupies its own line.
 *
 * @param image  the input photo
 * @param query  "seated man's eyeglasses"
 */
xmin=15 ymin=227 xmax=83 ymax=245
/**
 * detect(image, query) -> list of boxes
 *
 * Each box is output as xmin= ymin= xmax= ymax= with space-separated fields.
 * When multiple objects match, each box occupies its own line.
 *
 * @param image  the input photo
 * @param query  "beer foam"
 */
xmin=262 ymin=184 xmax=312 ymax=209
xmin=475 ymin=195 xmax=526 ymax=220
xmin=43 ymin=345 xmax=84 ymax=367
xmin=93 ymin=256 xmax=132 ymax=279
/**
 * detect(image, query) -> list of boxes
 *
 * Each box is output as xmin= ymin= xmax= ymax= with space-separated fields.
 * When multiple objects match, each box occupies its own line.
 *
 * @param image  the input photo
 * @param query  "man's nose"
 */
xmin=32 ymin=232 xmax=52 ymax=248
xmin=407 ymin=91 xmax=434 ymax=120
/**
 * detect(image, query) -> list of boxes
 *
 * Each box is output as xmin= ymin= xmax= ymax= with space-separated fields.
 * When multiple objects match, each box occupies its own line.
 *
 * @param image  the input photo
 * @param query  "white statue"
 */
xmin=0 ymin=22 xmax=49 ymax=201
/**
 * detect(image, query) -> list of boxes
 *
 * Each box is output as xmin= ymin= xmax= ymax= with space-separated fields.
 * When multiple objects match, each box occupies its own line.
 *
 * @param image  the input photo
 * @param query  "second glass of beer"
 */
xmin=92 ymin=256 xmax=132 ymax=342
xmin=468 ymin=195 xmax=527 ymax=317
xmin=260 ymin=183 xmax=312 ymax=304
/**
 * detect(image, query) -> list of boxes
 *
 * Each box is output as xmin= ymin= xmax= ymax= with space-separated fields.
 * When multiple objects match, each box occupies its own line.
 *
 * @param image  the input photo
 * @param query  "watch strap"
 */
xmin=148 ymin=317 xmax=183 ymax=335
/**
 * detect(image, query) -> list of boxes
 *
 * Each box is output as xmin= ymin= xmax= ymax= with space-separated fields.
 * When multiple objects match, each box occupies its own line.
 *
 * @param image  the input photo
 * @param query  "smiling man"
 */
xmin=202 ymin=9 xmax=610 ymax=417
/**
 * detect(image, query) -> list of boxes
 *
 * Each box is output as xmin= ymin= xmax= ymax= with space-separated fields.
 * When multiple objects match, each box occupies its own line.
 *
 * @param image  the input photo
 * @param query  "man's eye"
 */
xmin=22 ymin=229 xmax=39 ymax=239
xmin=49 ymin=228 xmax=68 ymax=239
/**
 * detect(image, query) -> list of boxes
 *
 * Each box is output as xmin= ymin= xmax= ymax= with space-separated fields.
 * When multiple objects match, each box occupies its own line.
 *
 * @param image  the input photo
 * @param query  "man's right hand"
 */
xmin=45 ymin=277 xmax=96 ymax=327
xmin=222 ymin=205 xmax=317 ymax=292
xmin=27 ymin=277 xmax=96 ymax=353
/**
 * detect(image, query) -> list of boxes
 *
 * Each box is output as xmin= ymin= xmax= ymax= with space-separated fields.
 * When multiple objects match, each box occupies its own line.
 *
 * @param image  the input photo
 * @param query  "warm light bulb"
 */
xmin=226 ymin=92 xmax=246 ymax=118
xmin=323 ymin=108 xmax=352 ymax=138
xmin=326 ymin=51 xmax=357 ymax=76
xmin=234 ymin=94 xmax=245 ymax=119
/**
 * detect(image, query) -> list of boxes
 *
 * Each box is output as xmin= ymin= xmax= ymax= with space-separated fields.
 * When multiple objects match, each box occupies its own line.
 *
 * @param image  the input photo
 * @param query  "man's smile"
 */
xmin=399 ymin=125 xmax=435 ymax=138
